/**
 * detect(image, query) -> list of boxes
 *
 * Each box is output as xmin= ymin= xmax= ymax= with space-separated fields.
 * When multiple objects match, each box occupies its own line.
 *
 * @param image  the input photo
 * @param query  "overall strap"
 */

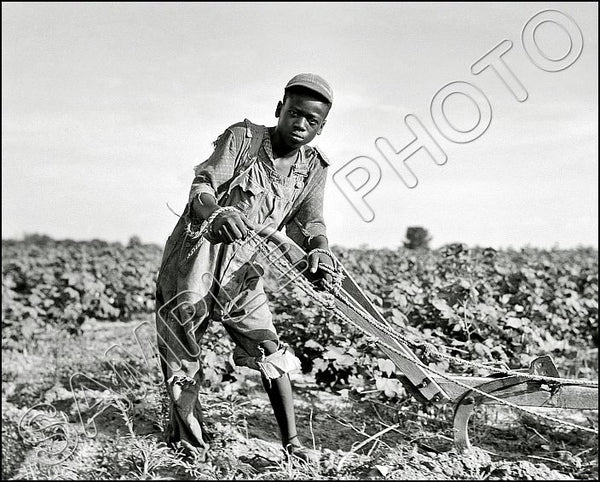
xmin=236 ymin=119 xmax=265 ymax=173
xmin=215 ymin=119 xmax=266 ymax=200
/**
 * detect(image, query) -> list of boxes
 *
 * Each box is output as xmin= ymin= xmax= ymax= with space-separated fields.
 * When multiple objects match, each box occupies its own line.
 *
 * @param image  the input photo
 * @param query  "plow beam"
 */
xmin=254 ymin=224 xmax=449 ymax=403
xmin=250 ymin=227 xmax=597 ymax=451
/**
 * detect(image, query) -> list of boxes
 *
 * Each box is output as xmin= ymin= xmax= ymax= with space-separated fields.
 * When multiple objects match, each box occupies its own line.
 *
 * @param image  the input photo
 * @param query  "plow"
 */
xmin=239 ymin=225 xmax=598 ymax=451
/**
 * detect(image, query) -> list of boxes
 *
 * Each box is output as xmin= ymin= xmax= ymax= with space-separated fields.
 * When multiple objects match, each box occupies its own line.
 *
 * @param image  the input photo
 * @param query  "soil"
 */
xmin=2 ymin=319 xmax=597 ymax=480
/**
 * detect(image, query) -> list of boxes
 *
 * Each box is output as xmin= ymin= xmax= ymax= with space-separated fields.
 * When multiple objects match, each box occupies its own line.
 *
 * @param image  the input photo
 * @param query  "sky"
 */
xmin=2 ymin=2 xmax=597 ymax=249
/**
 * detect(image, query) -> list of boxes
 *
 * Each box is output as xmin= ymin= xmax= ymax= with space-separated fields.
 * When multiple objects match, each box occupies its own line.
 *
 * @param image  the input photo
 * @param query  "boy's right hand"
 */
xmin=210 ymin=210 xmax=255 ymax=244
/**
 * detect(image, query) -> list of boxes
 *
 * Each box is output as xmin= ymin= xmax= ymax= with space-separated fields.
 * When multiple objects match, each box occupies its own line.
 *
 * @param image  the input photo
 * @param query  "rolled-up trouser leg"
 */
xmin=218 ymin=276 xmax=301 ymax=379
xmin=155 ymin=284 xmax=211 ymax=459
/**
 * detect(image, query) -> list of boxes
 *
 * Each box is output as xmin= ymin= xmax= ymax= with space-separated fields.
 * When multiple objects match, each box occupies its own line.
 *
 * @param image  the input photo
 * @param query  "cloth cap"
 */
xmin=285 ymin=73 xmax=333 ymax=104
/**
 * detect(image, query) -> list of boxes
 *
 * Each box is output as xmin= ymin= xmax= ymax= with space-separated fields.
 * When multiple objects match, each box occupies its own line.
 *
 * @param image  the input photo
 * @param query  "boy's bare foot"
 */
xmin=284 ymin=436 xmax=321 ymax=464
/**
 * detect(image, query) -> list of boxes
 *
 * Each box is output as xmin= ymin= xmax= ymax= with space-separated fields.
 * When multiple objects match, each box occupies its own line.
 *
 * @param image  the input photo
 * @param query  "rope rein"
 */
xmin=184 ymin=206 xmax=240 ymax=260
xmin=238 ymin=232 xmax=598 ymax=435
xmin=317 ymin=249 xmax=598 ymax=387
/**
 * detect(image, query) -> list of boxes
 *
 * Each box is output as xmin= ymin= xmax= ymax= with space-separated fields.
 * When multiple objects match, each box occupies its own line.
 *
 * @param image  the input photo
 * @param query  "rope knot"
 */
xmin=184 ymin=206 xmax=240 ymax=260
xmin=308 ymin=248 xmax=344 ymax=295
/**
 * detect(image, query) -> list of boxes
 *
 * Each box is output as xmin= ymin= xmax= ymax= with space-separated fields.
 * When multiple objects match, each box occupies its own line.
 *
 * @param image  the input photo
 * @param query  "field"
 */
xmin=2 ymin=235 xmax=598 ymax=480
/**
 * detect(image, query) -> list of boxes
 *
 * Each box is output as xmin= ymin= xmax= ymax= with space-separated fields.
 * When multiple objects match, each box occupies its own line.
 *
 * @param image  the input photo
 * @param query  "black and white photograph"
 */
xmin=2 ymin=2 xmax=598 ymax=480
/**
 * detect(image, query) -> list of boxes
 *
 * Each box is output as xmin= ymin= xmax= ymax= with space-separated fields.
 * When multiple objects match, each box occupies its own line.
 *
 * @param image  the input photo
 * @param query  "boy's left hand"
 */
xmin=307 ymin=250 xmax=334 ymax=285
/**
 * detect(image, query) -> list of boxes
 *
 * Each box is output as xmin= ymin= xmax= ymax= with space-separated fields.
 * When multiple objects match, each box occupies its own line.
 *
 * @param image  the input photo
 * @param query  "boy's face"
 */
xmin=275 ymin=92 xmax=330 ymax=149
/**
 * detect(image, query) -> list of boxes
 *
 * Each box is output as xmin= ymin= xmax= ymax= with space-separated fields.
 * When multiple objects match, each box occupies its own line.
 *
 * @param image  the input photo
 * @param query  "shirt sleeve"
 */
xmin=287 ymin=167 xmax=328 ymax=248
xmin=187 ymin=128 xmax=240 ymax=205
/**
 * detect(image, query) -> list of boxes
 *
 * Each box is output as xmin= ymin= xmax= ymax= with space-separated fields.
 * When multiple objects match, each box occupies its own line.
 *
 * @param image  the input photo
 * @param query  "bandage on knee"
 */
xmin=257 ymin=346 xmax=302 ymax=380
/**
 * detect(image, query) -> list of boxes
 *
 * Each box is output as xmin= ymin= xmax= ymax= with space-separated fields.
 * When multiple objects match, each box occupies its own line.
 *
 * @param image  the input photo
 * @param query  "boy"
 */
xmin=155 ymin=73 xmax=335 ymax=463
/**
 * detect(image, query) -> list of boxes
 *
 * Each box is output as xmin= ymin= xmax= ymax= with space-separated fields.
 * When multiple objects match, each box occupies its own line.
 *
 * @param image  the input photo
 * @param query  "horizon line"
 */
xmin=2 ymin=233 xmax=597 ymax=252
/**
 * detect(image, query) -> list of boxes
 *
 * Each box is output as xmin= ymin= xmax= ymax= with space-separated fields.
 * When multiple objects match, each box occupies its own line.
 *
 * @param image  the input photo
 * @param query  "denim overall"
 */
xmin=154 ymin=126 xmax=311 ymax=456
xmin=213 ymin=129 xmax=310 ymax=367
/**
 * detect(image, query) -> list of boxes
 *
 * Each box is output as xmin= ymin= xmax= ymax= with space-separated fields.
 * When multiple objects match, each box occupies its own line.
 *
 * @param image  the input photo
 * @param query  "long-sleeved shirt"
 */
xmin=154 ymin=118 xmax=331 ymax=454
xmin=187 ymin=118 xmax=329 ymax=249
